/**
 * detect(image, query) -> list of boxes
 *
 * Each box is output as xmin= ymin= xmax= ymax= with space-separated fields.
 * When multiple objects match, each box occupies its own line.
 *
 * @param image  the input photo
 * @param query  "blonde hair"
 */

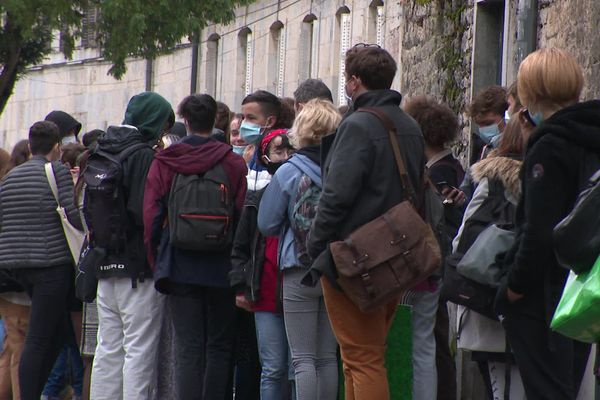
xmin=291 ymin=98 xmax=341 ymax=148
xmin=517 ymin=48 xmax=583 ymax=113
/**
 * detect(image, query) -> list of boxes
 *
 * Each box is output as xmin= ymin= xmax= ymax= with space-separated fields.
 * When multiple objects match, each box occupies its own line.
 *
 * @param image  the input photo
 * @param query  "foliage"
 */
xmin=0 ymin=0 xmax=253 ymax=115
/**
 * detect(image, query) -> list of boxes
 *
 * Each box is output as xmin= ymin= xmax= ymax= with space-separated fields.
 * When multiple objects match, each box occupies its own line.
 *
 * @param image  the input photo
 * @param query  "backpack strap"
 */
xmin=355 ymin=107 xmax=417 ymax=203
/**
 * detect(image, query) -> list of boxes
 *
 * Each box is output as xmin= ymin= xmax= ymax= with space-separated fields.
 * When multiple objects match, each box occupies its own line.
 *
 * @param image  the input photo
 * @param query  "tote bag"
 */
xmin=45 ymin=163 xmax=85 ymax=264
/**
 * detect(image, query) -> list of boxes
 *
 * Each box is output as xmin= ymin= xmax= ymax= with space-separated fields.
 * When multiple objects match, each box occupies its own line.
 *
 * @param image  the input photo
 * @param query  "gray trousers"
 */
xmin=283 ymin=267 xmax=338 ymax=400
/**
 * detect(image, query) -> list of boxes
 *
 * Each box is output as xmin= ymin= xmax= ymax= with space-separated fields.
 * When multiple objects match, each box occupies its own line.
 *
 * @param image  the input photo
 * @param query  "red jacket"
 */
xmin=143 ymin=136 xmax=247 ymax=288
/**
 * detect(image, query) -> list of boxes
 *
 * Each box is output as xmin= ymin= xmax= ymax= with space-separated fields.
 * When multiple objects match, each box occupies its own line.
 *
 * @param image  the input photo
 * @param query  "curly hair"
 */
xmin=403 ymin=95 xmax=459 ymax=149
xmin=469 ymin=85 xmax=508 ymax=118
xmin=291 ymin=98 xmax=341 ymax=148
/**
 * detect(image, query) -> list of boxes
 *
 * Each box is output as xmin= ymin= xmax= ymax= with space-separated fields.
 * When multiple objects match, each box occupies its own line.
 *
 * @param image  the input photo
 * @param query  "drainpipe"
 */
xmin=190 ymin=30 xmax=200 ymax=94
xmin=516 ymin=0 xmax=538 ymax=66
xmin=145 ymin=58 xmax=153 ymax=91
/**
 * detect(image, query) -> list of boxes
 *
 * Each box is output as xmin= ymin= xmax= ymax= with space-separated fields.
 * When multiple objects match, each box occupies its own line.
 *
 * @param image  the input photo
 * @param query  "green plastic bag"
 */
xmin=551 ymin=255 xmax=600 ymax=343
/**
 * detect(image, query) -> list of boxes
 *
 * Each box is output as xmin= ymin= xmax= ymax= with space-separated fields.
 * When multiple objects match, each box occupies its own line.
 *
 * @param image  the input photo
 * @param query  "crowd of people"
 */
xmin=0 ymin=44 xmax=598 ymax=400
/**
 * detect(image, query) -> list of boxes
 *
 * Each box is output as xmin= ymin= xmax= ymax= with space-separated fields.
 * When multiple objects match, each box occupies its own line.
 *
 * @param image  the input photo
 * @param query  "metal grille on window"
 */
xmin=310 ymin=21 xmax=318 ymax=78
xmin=338 ymin=13 xmax=352 ymax=106
xmin=376 ymin=6 xmax=385 ymax=47
xmin=276 ymin=28 xmax=286 ymax=97
xmin=245 ymin=33 xmax=253 ymax=96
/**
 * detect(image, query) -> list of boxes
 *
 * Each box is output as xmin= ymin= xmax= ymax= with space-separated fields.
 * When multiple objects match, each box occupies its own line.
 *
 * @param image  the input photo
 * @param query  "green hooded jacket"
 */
xmin=122 ymin=92 xmax=174 ymax=143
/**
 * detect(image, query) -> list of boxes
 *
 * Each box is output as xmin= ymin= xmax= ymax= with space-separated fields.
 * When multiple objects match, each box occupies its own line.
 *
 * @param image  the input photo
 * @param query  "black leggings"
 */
xmin=14 ymin=264 xmax=73 ymax=400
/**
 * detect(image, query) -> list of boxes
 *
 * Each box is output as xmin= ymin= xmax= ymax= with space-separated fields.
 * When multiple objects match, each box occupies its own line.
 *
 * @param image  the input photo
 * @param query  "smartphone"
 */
xmin=522 ymin=108 xmax=537 ymax=127
xmin=435 ymin=181 xmax=449 ymax=191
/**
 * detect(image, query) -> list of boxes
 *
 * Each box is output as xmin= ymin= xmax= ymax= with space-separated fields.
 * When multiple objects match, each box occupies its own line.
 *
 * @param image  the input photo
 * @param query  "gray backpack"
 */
xmin=168 ymin=164 xmax=234 ymax=252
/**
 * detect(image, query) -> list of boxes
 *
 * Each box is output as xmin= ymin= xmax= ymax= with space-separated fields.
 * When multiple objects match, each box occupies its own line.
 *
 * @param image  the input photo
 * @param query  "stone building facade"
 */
xmin=0 ymin=0 xmax=599 ymax=155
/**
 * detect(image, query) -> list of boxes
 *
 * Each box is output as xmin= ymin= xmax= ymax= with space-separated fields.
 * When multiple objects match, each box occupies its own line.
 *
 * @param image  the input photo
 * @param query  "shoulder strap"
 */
xmin=44 ymin=162 xmax=60 ymax=205
xmin=356 ymin=107 xmax=417 ymax=202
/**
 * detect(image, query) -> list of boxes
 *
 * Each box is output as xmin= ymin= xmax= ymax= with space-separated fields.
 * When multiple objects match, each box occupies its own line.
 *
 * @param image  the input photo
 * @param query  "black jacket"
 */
xmin=505 ymin=100 xmax=600 ymax=322
xmin=0 ymin=157 xmax=82 ymax=269
xmin=88 ymin=125 xmax=155 ymax=280
xmin=229 ymin=188 xmax=266 ymax=301
xmin=305 ymin=90 xmax=426 ymax=285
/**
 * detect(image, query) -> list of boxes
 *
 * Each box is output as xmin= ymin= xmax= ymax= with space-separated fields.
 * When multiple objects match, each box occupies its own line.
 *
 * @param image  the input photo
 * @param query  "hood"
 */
xmin=122 ymin=92 xmax=174 ymax=143
xmin=97 ymin=125 xmax=145 ymax=153
xmin=287 ymin=154 xmax=322 ymax=188
xmin=297 ymin=145 xmax=321 ymax=166
xmin=352 ymin=89 xmax=403 ymax=110
xmin=471 ymin=156 xmax=522 ymax=199
xmin=154 ymin=139 xmax=232 ymax=174
xmin=528 ymin=100 xmax=600 ymax=152
xmin=44 ymin=110 xmax=82 ymax=139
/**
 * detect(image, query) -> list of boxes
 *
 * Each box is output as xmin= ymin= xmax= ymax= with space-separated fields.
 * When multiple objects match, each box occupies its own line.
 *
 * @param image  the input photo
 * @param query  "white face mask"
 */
xmin=61 ymin=135 xmax=77 ymax=145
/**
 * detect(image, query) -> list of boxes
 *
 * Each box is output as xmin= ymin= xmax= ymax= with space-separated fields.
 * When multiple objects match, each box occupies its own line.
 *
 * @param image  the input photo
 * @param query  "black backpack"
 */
xmin=440 ymin=179 xmax=517 ymax=319
xmin=83 ymin=143 xmax=148 ymax=252
xmin=168 ymin=163 xmax=235 ymax=252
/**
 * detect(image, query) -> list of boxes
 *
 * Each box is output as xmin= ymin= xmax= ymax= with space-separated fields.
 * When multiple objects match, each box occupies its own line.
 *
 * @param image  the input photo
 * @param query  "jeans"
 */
xmin=170 ymin=287 xmax=237 ymax=400
xmin=91 ymin=278 xmax=164 ymax=400
xmin=42 ymin=324 xmax=84 ymax=397
xmin=283 ymin=268 xmax=338 ymax=400
xmin=13 ymin=265 xmax=73 ymax=400
xmin=411 ymin=286 xmax=440 ymax=400
xmin=255 ymin=312 xmax=288 ymax=400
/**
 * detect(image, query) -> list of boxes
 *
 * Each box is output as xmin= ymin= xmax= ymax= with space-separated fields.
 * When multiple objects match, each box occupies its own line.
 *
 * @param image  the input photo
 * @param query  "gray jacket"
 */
xmin=305 ymin=90 xmax=426 ymax=285
xmin=0 ymin=156 xmax=82 ymax=269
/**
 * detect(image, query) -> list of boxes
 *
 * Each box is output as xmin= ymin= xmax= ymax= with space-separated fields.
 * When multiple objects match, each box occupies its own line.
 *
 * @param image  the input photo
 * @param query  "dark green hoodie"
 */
xmin=122 ymin=92 xmax=174 ymax=143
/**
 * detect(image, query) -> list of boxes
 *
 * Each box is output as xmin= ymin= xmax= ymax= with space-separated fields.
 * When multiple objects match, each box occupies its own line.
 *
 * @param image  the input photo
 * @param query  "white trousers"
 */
xmin=91 ymin=278 xmax=164 ymax=400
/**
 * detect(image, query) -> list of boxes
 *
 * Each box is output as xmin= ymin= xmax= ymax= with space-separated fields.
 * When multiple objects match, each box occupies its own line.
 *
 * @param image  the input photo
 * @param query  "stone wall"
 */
xmin=400 ymin=0 xmax=474 ymax=158
xmin=538 ymin=0 xmax=600 ymax=100
xmin=1 ymin=0 xmax=599 ymax=150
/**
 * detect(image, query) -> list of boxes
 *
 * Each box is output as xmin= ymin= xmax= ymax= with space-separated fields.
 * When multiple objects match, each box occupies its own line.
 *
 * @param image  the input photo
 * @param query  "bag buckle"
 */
xmin=353 ymin=253 xmax=369 ymax=265
xmin=360 ymin=272 xmax=377 ymax=299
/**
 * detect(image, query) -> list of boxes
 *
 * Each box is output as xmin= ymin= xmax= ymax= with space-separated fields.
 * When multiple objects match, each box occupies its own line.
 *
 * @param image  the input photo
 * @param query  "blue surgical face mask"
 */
xmin=528 ymin=110 xmax=544 ymax=126
xmin=478 ymin=123 xmax=501 ymax=145
xmin=232 ymin=145 xmax=247 ymax=156
xmin=239 ymin=121 xmax=264 ymax=145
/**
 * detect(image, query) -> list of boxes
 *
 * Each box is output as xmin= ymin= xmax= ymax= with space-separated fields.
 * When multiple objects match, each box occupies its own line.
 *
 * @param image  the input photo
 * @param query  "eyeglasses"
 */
xmin=353 ymin=43 xmax=381 ymax=49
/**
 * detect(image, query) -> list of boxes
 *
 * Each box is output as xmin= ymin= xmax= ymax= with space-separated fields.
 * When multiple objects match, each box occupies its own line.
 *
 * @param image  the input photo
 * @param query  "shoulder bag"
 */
xmin=45 ymin=162 xmax=85 ymax=264
xmin=329 ymin=107 xmax=442 ymax=312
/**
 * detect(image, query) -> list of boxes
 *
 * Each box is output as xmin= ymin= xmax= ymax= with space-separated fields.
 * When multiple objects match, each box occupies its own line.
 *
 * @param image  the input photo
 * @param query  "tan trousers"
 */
xmin=321 ymin=278 xmax=399 ymax=400
xmin=0 ymin=297 xmax=30 ymax=400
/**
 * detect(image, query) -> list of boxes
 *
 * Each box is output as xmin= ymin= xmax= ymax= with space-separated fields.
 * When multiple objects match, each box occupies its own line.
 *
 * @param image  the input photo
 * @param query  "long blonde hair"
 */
xmin=291 ymin=99 xmax=341 ymax=148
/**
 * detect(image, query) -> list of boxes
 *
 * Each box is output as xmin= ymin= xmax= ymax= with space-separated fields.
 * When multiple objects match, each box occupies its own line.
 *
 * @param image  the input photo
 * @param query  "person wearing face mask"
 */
xmin=229 ymin=129 xmax=294 ymax=400
xmin=258 ymin=99 xmax=341 ymax=400
xmin=495 ymin=48 xmax=600 ymax=400
xmin=44 ymin=110 xmax=82 ymax=146
xmin=470 ymin=86 xmax=509 ymax=161
xmin=304 ymin=45 xmax=426 ymax=400
xmin=240 ymin=91 xmax=294 ymax=191
xmin=459 ymin=86 xmax=509 ymax=202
